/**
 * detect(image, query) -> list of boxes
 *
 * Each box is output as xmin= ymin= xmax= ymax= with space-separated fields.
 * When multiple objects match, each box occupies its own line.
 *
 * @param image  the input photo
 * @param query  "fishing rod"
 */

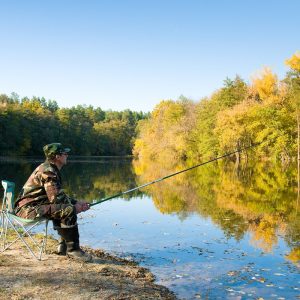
xmin=90 ymin=141 xmax=262 ymax=207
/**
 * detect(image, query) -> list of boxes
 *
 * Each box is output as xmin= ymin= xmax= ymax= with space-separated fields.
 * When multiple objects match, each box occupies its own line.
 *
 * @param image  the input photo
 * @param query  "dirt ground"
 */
xmin=0 ymin=235 xmax=177 ymax=300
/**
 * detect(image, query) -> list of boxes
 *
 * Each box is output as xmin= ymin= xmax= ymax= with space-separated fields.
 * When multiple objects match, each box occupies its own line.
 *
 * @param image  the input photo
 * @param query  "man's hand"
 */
xmin=75 ymin=201 xmax=90 ymax=214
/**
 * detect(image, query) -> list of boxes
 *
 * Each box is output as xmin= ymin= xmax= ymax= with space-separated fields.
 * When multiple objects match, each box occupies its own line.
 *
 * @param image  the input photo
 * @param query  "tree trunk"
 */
xmin=297 ymin=110 xmax=300 ymax=162
xmin=297 ymin=111 xmax=300 ymax=211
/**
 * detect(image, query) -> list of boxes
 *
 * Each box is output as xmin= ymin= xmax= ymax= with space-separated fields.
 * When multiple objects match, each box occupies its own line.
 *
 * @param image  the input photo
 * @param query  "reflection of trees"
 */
xmin=2 ymin=157 xmax=300 ymax=261
xmin=285 ymin=212 xmax=300 ymax=264
xmin=0 ymin=159 xmax=39 ymax=193
xmin=133 ymin=158 xmax=300 ymax=255
xmin=62 ymin=159 xmax=143 ymax=201
xmin=133 ymin=158 xmax=249 ymax=239
xmin=286 ymin=247 xmax=300 ymax=266
xmin=248 ymin=216 xmax=279 ymax=253
xmin=214 ymin=161 xmax=297 ymax=252
xmin=0 ymin=158 xmax=143 ymax=204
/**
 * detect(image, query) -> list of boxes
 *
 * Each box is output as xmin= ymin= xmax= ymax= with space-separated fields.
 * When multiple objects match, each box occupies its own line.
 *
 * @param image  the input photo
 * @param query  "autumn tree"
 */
xmin=285 ymin=51 xmax=300 ymax=159
xmin=189 ymin=76 xmax=247 ymax=161
xmin=133 ymin=98 xmax=197 ymax=162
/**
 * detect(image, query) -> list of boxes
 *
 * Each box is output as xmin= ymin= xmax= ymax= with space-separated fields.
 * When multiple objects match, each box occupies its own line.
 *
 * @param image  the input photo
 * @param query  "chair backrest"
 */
xmin=1 ymin=180 xmax=16 ymax=213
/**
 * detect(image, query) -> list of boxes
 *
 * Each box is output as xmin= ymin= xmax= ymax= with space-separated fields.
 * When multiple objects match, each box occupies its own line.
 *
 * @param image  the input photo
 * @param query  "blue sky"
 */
xmin=1 ymin=0 xmax=299 ymax=112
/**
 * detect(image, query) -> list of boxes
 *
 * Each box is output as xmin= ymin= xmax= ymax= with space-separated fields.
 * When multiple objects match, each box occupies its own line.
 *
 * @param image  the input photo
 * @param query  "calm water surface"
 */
xmin=1 ymin=157 xmax=300 ymax=299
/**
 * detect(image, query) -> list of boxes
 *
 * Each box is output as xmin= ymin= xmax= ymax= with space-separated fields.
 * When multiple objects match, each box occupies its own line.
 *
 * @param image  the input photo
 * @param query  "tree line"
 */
xmin=2 ymin=51 xmax=299 ymax=160
xmin=0 ymin=94 xmax=149 ymax=156
xmin=134 ymin=51 xmax=300 ymax=163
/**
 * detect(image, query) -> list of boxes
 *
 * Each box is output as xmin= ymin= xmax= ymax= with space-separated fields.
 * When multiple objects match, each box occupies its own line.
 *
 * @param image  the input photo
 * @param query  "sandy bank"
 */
xmin=0 ymin=236 xmax=177 ymax=300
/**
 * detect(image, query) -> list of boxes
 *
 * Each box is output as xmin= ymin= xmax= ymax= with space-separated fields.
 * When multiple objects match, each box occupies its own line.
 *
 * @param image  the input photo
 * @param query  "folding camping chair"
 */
xmin=0 ymin=180 xmax=49 ymax=260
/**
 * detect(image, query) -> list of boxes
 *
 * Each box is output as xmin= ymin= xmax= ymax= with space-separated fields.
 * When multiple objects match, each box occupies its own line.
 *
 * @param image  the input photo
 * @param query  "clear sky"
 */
xmin=1 ymin=0 xmax=299 ymax=112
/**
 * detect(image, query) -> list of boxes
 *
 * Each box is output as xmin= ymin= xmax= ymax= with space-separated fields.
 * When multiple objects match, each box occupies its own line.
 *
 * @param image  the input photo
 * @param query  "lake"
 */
xmin=1 ymin=157 xmax=300 ymax=299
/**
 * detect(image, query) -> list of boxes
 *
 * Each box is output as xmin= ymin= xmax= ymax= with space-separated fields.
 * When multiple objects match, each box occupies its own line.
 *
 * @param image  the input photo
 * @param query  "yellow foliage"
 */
xmin=134 ymin=52 xmax=299 ymax=163
xmin=133 ymin=99 xmax=196 ymax=161
xmin=285 ymin=247 xmax=300 ymax=263
xmin=285 ymin=51 xmax=300 ymax=72
xmin=215 ymin=100 xmax=252 ymax=152
xmin=21 ymin=99 xmax=47 ymax=115
xmin=251 ymin=67 xmax=278 ymax=101
xmin=132 ymin=138 xmax=146 ymax=160
xmin=249 ymin=215 xmax=278 ymax=253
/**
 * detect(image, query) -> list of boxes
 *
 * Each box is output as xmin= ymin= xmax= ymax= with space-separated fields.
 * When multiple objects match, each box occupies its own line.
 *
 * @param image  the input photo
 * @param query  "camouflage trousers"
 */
xmin=15 ymin=201 xmax=77 ymax=228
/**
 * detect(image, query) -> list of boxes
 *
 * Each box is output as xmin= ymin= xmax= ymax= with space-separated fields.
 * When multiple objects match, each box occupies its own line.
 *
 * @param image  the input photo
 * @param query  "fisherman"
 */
xmin=14 ymin=143 xmax=92 ymax=262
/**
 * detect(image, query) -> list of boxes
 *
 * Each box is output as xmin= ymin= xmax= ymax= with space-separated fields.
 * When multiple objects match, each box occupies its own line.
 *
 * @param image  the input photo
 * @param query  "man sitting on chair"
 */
xmin=14 ymin=143 xmax=92 ymax=262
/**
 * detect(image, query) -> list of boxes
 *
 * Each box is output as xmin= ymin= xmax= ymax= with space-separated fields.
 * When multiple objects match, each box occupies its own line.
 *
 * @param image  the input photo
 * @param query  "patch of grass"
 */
xmin=0 ymin=228 xmax=58 ymax=255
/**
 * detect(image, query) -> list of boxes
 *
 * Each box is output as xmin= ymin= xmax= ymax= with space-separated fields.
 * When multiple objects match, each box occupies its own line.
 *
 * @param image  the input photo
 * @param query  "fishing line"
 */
xmin=90 ymin=138 xmax=271 ymax=207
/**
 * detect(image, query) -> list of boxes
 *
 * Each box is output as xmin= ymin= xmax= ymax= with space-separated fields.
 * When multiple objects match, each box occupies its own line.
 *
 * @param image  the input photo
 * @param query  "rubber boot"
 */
xmin=58 ymin=226 xmax=92 ymax=262
xmin=66 ymin=240 xmax=93 ymax=262
xmin=57 ymin=237 xmax=67 ymax=256
xmin=56 ymin=228 xmax=67 ymax=255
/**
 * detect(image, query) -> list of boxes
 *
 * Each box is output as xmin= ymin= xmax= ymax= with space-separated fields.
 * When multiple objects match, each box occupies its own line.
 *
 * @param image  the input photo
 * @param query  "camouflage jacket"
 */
xmin=15 ymin=160 xmax=76 ymax=208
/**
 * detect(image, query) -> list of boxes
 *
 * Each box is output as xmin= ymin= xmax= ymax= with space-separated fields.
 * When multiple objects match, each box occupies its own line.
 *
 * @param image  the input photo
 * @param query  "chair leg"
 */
xmin=1 ymin=216 xmax=49 ymax=261
xmin=0 ymin=215 xmax=12 ymax=250
xmin=39 ymin=220 xmax=49 ymax=260
xmin=4 ymin=216 xmax=41 ymax=259
xmin=2 ymin=221 xmax=40 ymax=251
xmin=44 ymin=220 xmax=48 ymax=251
xmin=1 ymin=213 xmax=49 ymax=261
xmin=0 ymin=211 xmax=5 ymax=249
xmin=3 ymin=215 xmax=9 ymax=249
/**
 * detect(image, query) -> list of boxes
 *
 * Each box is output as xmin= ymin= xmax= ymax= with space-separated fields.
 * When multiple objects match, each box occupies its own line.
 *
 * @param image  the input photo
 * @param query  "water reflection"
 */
xmin=61 ymin=157 xmax=143 ymax=201
xmin=0 ymin=156 xmax=143 ymax=201
xmin=1 ymin=157 xmax=300 ymax=258
xmin=133 ymin=158 xmax=300 ymax=262
xmin=1 ymin=157 xmax=300 ymax=298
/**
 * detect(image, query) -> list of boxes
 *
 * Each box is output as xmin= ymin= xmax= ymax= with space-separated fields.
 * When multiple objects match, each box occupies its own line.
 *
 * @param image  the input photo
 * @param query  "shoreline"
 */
xmin=0 ymin=235 xmax=177 ymax=300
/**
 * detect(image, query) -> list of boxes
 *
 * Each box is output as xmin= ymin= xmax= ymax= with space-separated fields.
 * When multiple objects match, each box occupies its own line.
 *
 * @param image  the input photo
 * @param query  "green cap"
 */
xmin=43 ymin=143 xmax=71 ymax=159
